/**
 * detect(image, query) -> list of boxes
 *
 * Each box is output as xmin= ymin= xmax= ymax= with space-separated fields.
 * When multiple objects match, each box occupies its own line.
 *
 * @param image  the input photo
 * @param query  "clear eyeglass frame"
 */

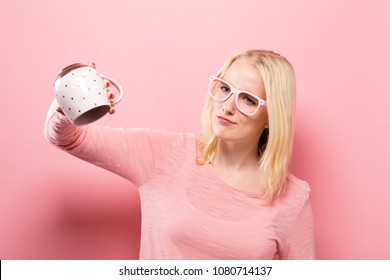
xmin=208 ymin=76 xmax=267 ymax=116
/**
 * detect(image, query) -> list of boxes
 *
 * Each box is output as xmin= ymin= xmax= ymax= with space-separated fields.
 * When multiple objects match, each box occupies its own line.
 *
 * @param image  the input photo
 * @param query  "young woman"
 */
xmin=45 ymin=49 xmax=315 ymax=259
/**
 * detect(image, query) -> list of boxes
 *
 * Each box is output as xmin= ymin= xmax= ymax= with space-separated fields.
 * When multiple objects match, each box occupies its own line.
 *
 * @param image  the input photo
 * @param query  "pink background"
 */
xmin=1 ymin=0 xmax=389 ymax=259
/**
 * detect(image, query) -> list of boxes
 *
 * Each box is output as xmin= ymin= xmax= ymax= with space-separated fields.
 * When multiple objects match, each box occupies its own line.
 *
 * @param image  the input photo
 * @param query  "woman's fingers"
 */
xmin=56 ymin=106 xmax=65 ymax=116
xmin=103 ymin=78 xmax=110 ymax=88
xmin=107 ymin=92 xmax=115 ymax=100
xmin=100 ymin=77 xmax=116 ymax=114
xmin=104 ymin=79 xmax=116 ymax=114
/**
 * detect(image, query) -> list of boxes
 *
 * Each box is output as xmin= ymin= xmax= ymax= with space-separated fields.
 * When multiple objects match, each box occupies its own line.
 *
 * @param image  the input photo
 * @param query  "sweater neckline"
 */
xmin=202 ymin=163 xmax=264 ymax=199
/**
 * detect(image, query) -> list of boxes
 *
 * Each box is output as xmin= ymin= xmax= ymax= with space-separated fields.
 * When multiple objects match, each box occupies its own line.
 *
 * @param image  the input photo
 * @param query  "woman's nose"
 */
xmin=222 ymin=94 xmax=236 ymax=114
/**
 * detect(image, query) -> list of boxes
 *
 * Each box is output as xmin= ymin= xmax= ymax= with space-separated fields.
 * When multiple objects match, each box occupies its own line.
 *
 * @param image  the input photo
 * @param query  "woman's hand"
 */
xmin=105 ymin=79 xmax=116 ymax=114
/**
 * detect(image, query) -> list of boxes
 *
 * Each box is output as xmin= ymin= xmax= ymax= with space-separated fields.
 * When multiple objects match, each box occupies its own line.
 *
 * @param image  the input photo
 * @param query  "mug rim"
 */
xmin=56 ymin=63 xmax=89 ymax=80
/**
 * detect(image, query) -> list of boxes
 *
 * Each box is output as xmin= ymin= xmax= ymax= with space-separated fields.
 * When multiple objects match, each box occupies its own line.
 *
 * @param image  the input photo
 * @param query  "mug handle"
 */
xmin=99 ymin=74 xmax=123 ymax=105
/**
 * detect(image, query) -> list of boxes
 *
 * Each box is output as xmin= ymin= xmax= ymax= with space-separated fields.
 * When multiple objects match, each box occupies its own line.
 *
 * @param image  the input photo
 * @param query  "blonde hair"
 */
xmin=197 ymin=50 xmax=296 ymax=203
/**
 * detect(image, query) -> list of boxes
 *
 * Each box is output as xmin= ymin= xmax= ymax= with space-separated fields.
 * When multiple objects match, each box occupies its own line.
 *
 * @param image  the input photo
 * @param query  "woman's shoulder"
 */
xmin=274 ymin=174 xmax=311 ymax=207
xmin=285 ymin=174 xmax=311 ymax=194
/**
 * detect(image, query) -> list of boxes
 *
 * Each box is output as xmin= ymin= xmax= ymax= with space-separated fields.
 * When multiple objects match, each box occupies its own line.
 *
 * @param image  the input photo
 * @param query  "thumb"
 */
xmin=56 ymin=106 xmax=65 ymax=116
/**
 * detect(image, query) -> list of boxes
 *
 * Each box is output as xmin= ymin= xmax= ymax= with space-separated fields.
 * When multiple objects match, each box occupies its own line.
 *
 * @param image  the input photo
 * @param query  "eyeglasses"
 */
xmin=208 ymin=76 xmax=267 ymax=116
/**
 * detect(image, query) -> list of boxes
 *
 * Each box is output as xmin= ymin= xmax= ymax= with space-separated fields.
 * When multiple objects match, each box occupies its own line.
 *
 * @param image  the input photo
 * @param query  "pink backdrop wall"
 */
xmin=1 ymin=0 xmax=389 ymax=259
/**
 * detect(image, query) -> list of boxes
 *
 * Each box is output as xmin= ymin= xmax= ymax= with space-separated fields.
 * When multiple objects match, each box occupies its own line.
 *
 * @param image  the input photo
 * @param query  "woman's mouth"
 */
xmin=217 ymin=116 xmax=236 ymax=125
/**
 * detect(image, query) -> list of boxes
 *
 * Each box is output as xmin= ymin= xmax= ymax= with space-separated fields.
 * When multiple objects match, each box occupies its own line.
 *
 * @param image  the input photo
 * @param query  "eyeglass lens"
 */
xmin=209 ymin=79 xmax=259 ymax=115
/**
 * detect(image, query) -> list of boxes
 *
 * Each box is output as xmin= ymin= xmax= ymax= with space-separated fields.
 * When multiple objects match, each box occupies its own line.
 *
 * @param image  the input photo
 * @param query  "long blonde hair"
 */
xmin=197 ymin=50 xmax=296 ymax=203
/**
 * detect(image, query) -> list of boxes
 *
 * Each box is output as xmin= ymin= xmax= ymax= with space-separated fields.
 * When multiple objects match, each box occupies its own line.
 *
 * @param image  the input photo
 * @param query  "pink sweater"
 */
xmin=45 ymin=105 xmax=315 ymax=260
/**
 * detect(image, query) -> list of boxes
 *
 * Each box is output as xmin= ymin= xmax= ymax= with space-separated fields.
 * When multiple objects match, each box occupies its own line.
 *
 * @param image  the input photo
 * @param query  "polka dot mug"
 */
xmin=54 ymin=63 xmax=123 ymax=125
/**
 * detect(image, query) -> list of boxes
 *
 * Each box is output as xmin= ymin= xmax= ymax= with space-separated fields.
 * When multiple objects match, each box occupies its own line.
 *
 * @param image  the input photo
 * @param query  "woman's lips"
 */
xmin=217 ymin=116 xmax=236 ymax=125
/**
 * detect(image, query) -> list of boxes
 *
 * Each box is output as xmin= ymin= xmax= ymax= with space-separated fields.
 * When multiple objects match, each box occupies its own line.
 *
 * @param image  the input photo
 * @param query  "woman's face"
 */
xmin=211 ymin=59 xmax=268 ymax=146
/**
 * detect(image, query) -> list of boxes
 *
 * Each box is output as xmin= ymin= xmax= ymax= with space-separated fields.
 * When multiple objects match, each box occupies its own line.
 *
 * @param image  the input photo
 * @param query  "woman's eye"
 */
xmin=246 ymin=97 xmax=255 ymax=104
xmin=242 ymin=95 xmax=258 ymax=106
xmin=221 ymin=86 xmax=230 ymax=92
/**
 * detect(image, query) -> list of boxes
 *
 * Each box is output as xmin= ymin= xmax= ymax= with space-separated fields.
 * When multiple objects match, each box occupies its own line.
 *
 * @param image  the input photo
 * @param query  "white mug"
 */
xmin=54 ymin=63 xmax=123 ymax=125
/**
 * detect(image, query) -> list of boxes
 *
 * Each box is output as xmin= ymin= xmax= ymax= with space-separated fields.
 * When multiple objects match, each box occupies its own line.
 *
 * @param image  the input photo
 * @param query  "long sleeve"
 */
xmin=278 ymin=197 xmax=316 ymax=259
xmin=44 ymin=100 xmax=183 ymax=186
xmin=44 ymin=99 xmax=87 ymax=151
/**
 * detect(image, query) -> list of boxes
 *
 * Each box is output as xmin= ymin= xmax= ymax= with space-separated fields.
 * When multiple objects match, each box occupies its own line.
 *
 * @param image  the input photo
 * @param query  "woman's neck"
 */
xmin=210 ymin=140 xmax=264 ymax=193
xmin=212 ymin=140 xmax=259 ymax=171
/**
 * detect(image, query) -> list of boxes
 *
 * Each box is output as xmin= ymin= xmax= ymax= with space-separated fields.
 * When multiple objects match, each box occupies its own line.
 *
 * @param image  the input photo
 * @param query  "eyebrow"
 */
xmin=222 ymin=78 xmax=257 ymax=95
